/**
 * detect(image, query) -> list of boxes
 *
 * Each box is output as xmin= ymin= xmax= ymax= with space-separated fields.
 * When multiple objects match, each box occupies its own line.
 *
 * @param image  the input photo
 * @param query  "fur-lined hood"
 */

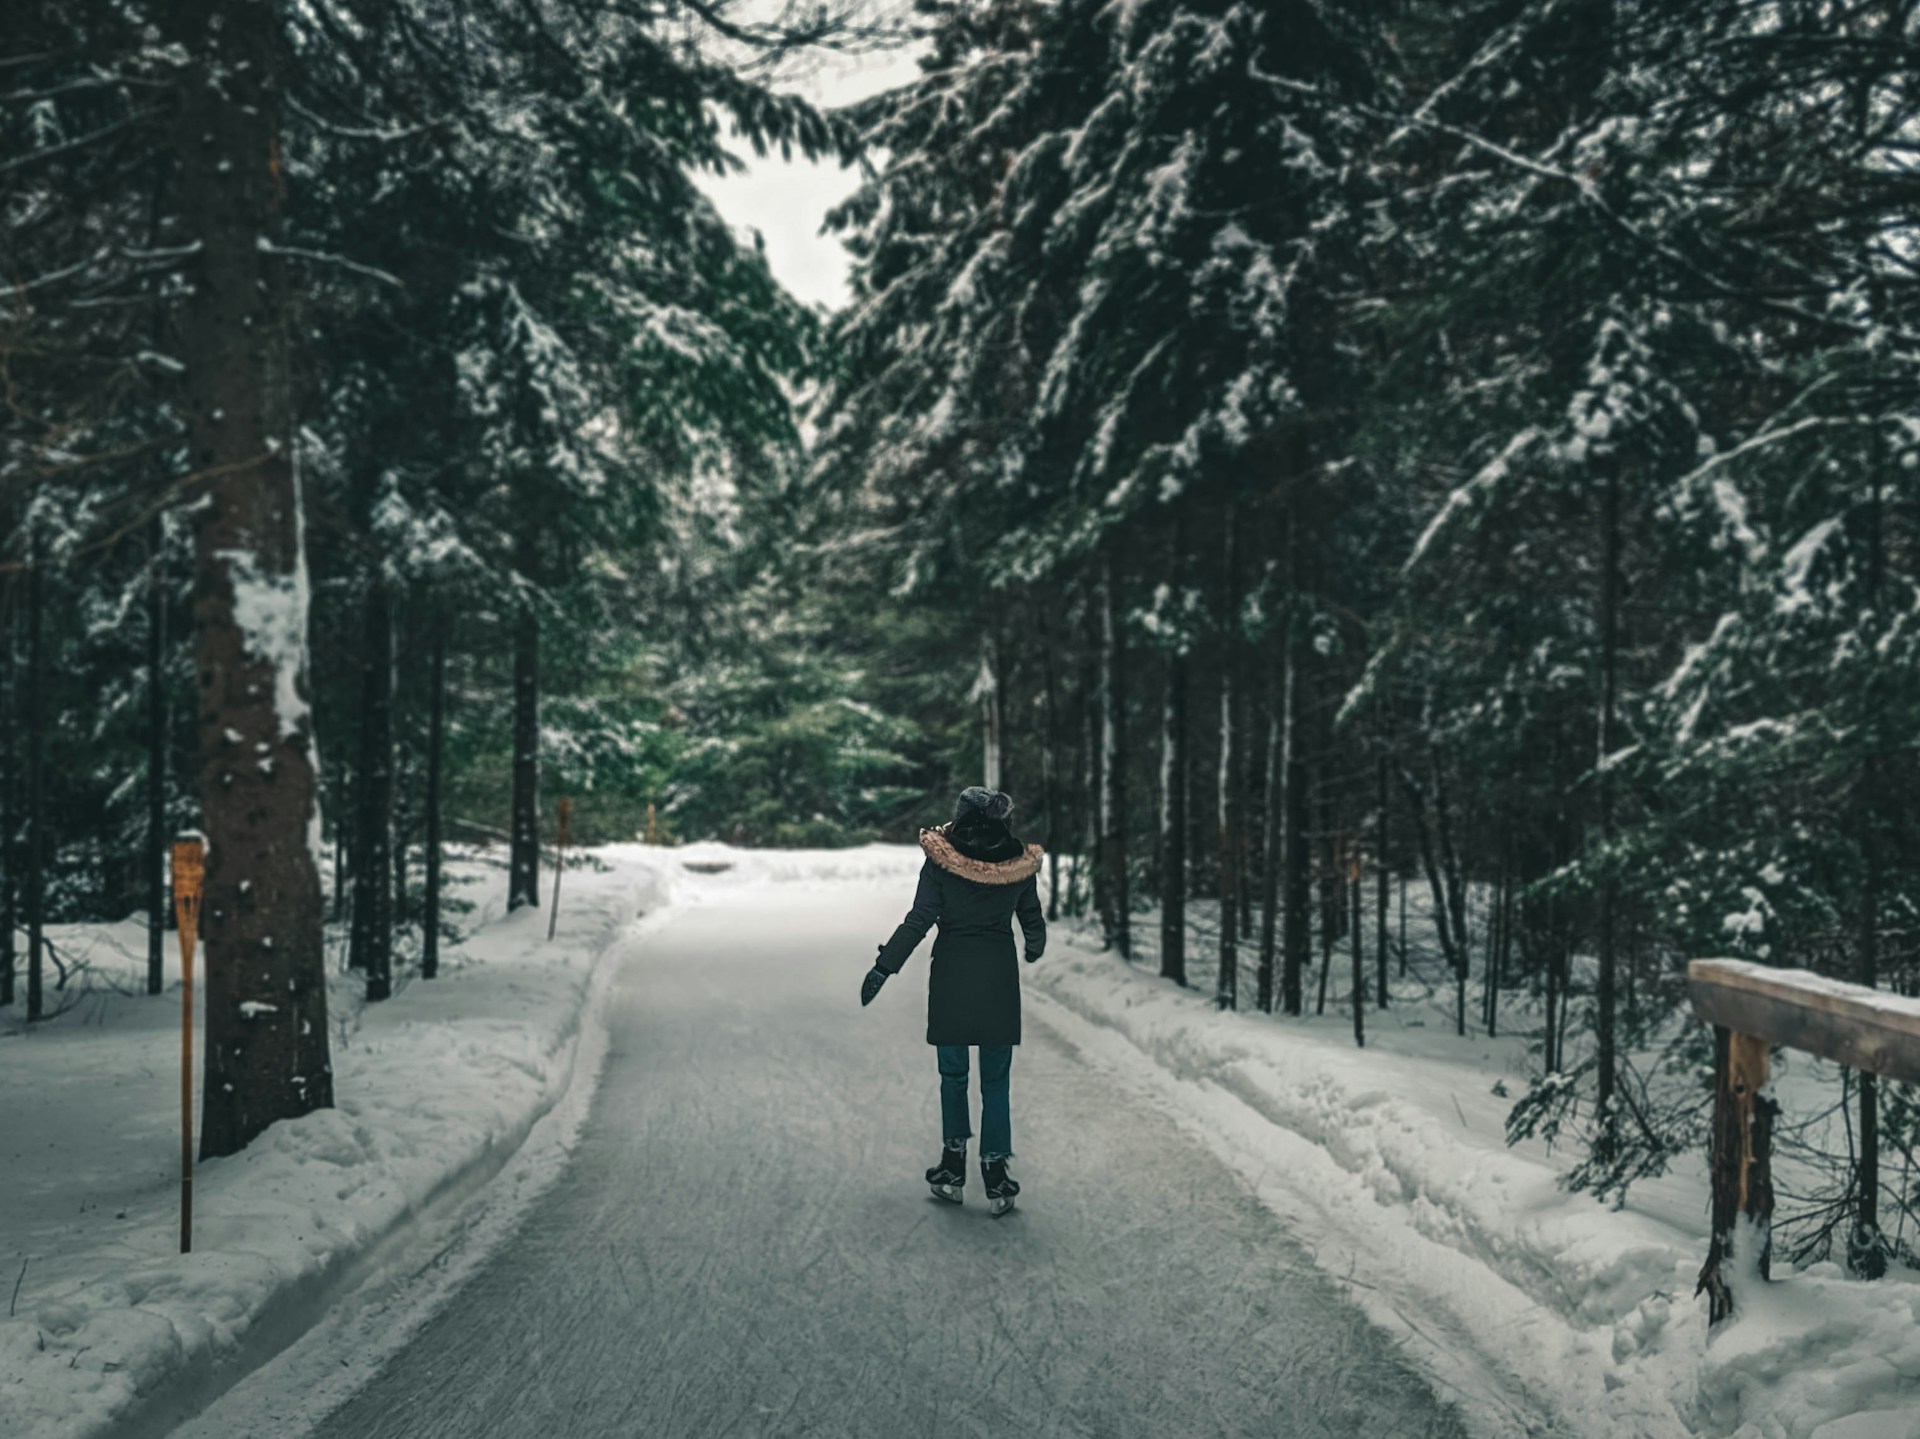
xmin=919 ymin=826 xmax=1044 ymax=885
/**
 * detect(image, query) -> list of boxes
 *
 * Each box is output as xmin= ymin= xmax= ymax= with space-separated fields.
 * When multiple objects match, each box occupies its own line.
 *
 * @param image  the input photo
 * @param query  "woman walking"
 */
xmin=859 ymin=786 xmax=1046 ymax=1215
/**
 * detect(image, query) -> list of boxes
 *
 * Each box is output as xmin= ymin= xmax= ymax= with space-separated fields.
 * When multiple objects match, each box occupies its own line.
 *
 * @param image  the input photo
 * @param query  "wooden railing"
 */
xmin=1688 ymin=958 xmax=1920 ymax=1322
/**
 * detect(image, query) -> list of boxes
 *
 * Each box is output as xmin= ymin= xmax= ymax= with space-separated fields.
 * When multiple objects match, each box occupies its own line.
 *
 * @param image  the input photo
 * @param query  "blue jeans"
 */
xmin=937 ymin=1044 xmax=1013 ymax=1160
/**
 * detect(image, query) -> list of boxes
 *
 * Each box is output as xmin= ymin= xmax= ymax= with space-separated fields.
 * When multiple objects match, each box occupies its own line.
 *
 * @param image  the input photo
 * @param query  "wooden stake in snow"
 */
xmin=547 ymin=798 xmax=572 ymax=941
xmin=172 ymin=837 xmax=205 ymax=1255
xmin=1689 ymin=958 xmax=1920 ymax=1322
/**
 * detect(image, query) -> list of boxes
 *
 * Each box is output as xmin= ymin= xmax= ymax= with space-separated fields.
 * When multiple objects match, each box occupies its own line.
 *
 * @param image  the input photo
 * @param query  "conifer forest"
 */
xmin=4 ymin=2 xmax=1920 ymax=1436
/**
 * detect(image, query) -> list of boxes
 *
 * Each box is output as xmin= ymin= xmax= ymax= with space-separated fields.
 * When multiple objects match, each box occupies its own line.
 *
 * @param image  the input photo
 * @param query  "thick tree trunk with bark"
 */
xmin=170 ymin=0 xmax=334 ymax=1157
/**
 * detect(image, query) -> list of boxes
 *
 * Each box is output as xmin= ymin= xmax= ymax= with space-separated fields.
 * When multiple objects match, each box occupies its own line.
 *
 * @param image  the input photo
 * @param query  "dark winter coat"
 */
xmin=874 ymin=821 xmax=1047 ymax=1046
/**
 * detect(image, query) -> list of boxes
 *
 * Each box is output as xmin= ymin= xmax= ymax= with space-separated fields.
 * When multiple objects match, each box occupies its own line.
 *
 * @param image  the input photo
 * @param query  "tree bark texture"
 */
xmin=170 ymin=0 xmax=334 ymax=1157
xmin=1697 ymin=1028 xmax=1775 ymax=1323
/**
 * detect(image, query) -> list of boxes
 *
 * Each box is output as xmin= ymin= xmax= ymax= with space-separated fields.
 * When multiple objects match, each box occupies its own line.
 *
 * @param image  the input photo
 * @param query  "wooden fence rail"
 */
xmin=1687 ymin=958 xmax=1920 ymax=1323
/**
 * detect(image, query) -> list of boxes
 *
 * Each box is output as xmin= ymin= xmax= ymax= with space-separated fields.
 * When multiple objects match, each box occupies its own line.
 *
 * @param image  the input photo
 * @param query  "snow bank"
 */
xmin=0 ymin=849 xmax=668 ymax=1439
xmin=1024 ymin=930 xmax=1920 ymax=1439
xmin=664 ymin=838 xmax=924 ymax=887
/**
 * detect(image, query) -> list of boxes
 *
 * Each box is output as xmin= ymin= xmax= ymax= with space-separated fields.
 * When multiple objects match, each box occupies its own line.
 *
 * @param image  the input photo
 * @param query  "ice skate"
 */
xmin=927 ymin=1142 xmax=967 ymax=1203
xmin=981 ymin=1157 xmax=1020 ymax=1217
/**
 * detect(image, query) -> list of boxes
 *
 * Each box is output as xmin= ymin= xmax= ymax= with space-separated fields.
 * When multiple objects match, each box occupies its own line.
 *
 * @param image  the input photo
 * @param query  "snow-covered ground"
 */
xmin=1026 ymin=894 xmax=1920 ymax=1439
xmin=0 ymin=847 xmax=672 ymax=1439
xmin=4 ymin=842 xmax=1915 ymax=1439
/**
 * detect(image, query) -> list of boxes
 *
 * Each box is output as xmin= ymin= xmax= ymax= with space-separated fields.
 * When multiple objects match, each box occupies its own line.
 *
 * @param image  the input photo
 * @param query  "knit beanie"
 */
xmin=955 ymin=786 xmax=1014 ymax=823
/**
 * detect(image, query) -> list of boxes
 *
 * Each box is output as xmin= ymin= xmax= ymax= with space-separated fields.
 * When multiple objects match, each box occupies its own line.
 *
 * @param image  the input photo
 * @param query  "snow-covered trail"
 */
xmin=232 ymin=874 xmax=1466 ymax=1438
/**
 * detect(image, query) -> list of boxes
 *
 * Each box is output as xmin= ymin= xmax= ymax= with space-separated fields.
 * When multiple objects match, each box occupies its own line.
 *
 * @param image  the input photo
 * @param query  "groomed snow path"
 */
xmin=286 ymin=875 xmax=1466 ymax=1438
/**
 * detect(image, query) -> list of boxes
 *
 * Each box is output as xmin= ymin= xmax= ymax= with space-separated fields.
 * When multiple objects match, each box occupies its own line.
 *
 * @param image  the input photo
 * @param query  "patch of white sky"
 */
xmin=696 ymin=44 xmax=927 ymax=312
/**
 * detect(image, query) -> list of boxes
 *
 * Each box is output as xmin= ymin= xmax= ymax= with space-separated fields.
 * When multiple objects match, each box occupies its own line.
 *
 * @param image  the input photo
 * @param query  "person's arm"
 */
xmin=876 ymin=859 xmax=943 ymax=974
xmin=862 ymin=859 xmax=942 ymax=1006
xmin=1016 ymin=872 xmax=1045 ymax=963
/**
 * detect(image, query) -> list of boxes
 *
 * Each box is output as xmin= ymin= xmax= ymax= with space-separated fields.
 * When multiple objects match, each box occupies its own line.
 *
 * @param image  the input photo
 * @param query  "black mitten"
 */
xmin=860 ymin=965 xmax=889 ymax=1007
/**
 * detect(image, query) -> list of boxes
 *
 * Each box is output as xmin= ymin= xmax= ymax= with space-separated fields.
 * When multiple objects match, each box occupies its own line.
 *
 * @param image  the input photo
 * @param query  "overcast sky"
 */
xmin=694 ymin=46 xmax=927 ymax=312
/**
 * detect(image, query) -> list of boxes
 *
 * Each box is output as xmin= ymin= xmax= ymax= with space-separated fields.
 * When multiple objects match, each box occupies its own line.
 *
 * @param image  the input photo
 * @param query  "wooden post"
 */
xmin=172 ymin=838 xmax=205 ymax=1255
xmin=1696 ymin=1027 xmax=1774 ymax=1323
xmin=645 ymin=800 xmax=657 ymax=847
xmin=547 ymin=798 xmax=571 ymax=942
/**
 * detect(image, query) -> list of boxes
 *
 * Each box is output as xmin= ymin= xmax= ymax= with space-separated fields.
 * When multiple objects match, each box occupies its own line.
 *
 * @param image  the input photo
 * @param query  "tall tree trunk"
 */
xmin=347 ymin=615 xmax=374 ymax=973
xmin=977 ymin=631 xmax=1003 ymax=790
xmin=1081 ymin=648 xmax=1100 ymax=922
xmin=25 ymin=532 xmax=43 ymax=1022
xmin=1351 ymin=845 xmax=1364 ymax=1047
xmin=1316 ymin=805 xmax=1335 ymax=1016
xmin=1216 ymin=501 xmax=1239 ymax=1010
xmin=1403 ymin=766 xmax=1466 ymax=989
xmin=360 ymin=581 xmax=394 ymax=1001
xmin=393 ymin=789 xmax=407 ymax=945
xmin=1160 ymin=639 xmax=1189 ymax=986
xmin=1398 ymin=874 xmax=1408 ymax=975
xmin=1433 ymin=761 xmax=1469 ymax=1037
xmin=1279 ymin=514 xmax=1310 ymax=1016
xmin=1257 ymin=685 xmax=1281 ymax=1013
xmin=1375 ymin=752 xmax=1389 ymax=1008
xmin=422 ymin=611 xmax=446 ymax=980
xmin=1854 ymin=473 xmax=1886 ymax=1277
xmin=1241 ymin=622 xmax=1264 ymax=941
xmin=508 ymin=549 xmax=542 ymax=912
xmin=1099 ymin=546 xmax=1130 ymax=958
xmin=1595 ymin=465 xmax=1621 ymax=1146
xmin=1485 ymin=852 xmax=1505 ymax=1038
xmin=331 ymin=814 xmax=349 ymax=923
xmin=148 ymin=515 xmax=169 ymax=996
xmin=0 ymin=558 xmax=13 ymax=1009
xmin=171 ymin=0 xmax=334 ymax=1156
xmin=1038 ymin=604 xmax=1062 ymax=922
